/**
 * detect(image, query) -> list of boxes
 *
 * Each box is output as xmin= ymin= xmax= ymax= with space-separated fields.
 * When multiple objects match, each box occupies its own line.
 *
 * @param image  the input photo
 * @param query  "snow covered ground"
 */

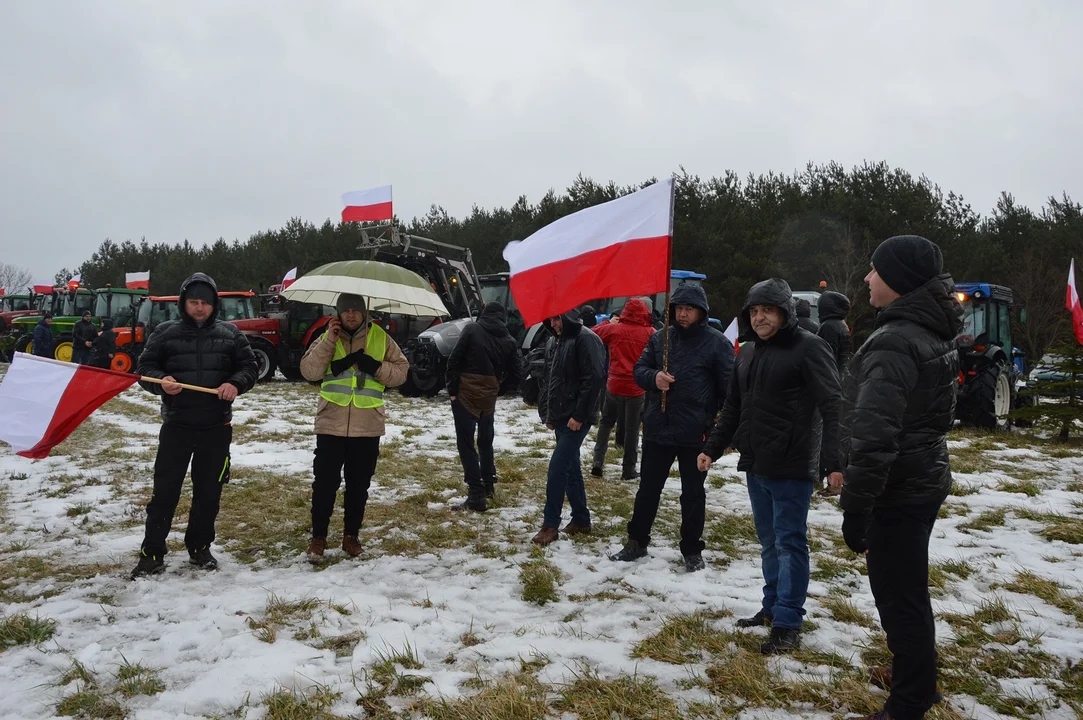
xmin=1 ymin=369 xmax=1082 ymax=719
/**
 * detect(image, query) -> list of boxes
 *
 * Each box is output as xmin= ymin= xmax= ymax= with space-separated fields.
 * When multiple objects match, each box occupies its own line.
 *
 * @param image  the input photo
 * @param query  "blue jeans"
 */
xmin=746 ymin=474 xmax=814 ymax=630
xmin=543 ymin=424 xmax=591 ymax=529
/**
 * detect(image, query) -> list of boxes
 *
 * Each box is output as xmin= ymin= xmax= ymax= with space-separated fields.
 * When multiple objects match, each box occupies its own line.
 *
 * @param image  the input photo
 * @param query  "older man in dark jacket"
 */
xmin=72 ymin=311 xmax=97 ymax=365
xmin=533 ymin=308 xmax=605 ymax=546
xmin=840 ymin=236 xmax=962 ymax=720
xmin=446 ymin=301 xmax=522 ymax=511
xmin=32 ymin=315 xmax=55 ymax=358
xmin=130 ymin=273 xmax=259 ymax=579
xmin=611 ymin=285 xmax=733 ymax=572
xmin=699 ymin=278 xmax=842 ymax=654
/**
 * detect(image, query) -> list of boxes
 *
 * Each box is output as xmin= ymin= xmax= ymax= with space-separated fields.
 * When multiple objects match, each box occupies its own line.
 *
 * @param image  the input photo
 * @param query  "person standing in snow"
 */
xmin=815 ymin=291 xmax=853 ymax=494
xmin=130 ymin=273 xmax=259 ymax=579
xmin=838 ymin=236 xmax=962 ymax=720
xmin=445 ymin=301 xmax=522 ymax=512
xmin=300 ymin=294 xmax=410 ymax=563
xmin=91 ymin=318 xmax=117 ymax=369
xmin=698 ymin=278 xmax=842 ymax=654
xmin=71 ymin=311 xmax=97 ymax=365
xmin=589 ymin=297 xmax=655 ymax=481
xmin=532 ymin=308 xmax=606 ymax=546
xmin=795 ymin=298 xmax=820 ymax=333
xmin=32 ymin=314 xmax=54 ymax=358
xmin=610 ymin=285 xmax=733 ymax=572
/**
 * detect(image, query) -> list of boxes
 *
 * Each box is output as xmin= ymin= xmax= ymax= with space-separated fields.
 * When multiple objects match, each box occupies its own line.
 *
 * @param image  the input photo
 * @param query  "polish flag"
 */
xmin=282 ymin=267 xmax=298 ymax=289
xmin=70 ymin=273 xmax=81 ymax=285
xmin=342 ymin=185 xmax=393 ymax=223
xmin=1069 ymin=259 xmax=1083 ymax=346
xmin=125 ymin=271 xmax=150 ymax=290
xmin=0 ymin=353 xmax=138 ymax=459
xmin=33 ymin=284 xmax=53 ymax=294
xmin=503 ymin=178 xmax=675 ymax=327
xmin=723 ymin=317 xmax=741 ymax=353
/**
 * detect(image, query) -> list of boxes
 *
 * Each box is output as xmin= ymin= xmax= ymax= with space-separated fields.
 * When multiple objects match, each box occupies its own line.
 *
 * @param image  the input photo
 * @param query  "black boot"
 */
xmin=484 ymin=479 xmax=496 ymax=499
xmin=735 ymin=609 xmax=773 ymax=628
xmin=760 ymin=627 xmax=800 ymax=654
xmin=130 ymin=554 xmax=165 ymax=580
xmin=454 ymin=491 xmax=488 ymax=512
xmin=188 ymin=547 xmax=218 ymax=570
xmin=609 ymin=539 xmax=647 ymax=562
xmin=683 ymin=554 xmax=705 ymax=572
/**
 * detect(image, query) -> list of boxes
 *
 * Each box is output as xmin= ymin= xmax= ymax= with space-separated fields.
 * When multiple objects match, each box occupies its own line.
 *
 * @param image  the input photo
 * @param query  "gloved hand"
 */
xmin=354 ymin=353 xmax=382 ymax=376
xmin=329 ymin=350 xmax=366 ymax=376
xmin=842 ymin=512 xmax=870 ymax=554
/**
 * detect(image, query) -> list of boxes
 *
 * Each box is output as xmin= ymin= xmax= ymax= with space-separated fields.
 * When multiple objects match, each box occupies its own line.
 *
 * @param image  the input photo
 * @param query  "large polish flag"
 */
xmin=1069 ymin=259 xmax=1083 ymax=346
xmin=503 ymin=178 xmax=675 ymax=327
xmin=282 ymin=267 xmax=298 ymax=289
xmin=342 ymin=185 xmax=393 ymax=223
xmin=126 ymin=271 xmax=150 ymax=290
xmin=0 ymin=353 xmax=138 ymax=459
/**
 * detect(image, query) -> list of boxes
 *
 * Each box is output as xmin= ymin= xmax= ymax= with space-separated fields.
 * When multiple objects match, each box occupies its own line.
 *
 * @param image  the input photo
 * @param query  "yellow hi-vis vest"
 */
xmin=319 ymin=324 xmax=388 ymax=408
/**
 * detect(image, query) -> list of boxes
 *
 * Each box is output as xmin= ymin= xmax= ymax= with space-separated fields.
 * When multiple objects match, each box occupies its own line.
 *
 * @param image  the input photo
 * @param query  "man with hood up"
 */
xmin=838 ymin=236 xmax=962 ymax=720
xmin=72 ymin=310 xmax=97 ymax=365
xmin=698 ymin=278 xmax=842 ymax=654
xmin=32 ymin=314 xmax=54 ymax=358
xmin=130 ymin=273 xmax=259 ymax=579
xmin=300 ymin=293 xmax=410 ymax=563
xmin=445 ymin=301 xmax=522 ymax=511
xmin=590 ymin=297 xmax=655 ymax=480
xmin=610 ymin=285 xmax=733 ymax=572
xmin=816 ymin=291 xmax=852 ymax=373
xmin=795 ymin=298 xmax=820 ymax=333
xmin=532 ymin=307 xmax=606 ymax=546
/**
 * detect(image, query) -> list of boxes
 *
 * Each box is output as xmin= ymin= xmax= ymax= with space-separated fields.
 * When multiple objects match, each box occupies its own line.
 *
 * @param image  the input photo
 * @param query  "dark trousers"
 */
xmin=868 ymin=501 xmax=942 ymax=720
xmin=543 ymin=423 xmax=591 ymax=529
xmin=311 ymin=434 xmax=380 ymax=538
xmin=141 ymin=423 xmax=232 ymax=558
xmin=627 ymin=441 xmax=707 ymax=557
xmin=451 ymin=399 xmax=495 ymax=494
xmin=592 ymin=391 xmax=645 ymax=475
xmin=72 ymin=346 xmax=91 ymax=365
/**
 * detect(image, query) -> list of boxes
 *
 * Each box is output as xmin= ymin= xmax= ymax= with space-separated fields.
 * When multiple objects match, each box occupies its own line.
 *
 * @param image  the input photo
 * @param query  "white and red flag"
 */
xmin=282 ymin=267 xmax=298 ymax=289
xmin=1068 ymin=259 xmax=1083 ymax=346
xmin=723 ymin=317 xmax=740 ymax=353
xmin=0 ymin=353 xmax=138 ymax=459
xmin=69 ymin=273 xmax=81 ymax=287
xmin=342 ymin=185 xmax=393 ymax=223
xmin=503 ymin=178 xmax=675 ymax=327
xmin=33 ymin=284 xmax=53 ymax=294
xmin=125 ymin=271 xmax=150 ymax=290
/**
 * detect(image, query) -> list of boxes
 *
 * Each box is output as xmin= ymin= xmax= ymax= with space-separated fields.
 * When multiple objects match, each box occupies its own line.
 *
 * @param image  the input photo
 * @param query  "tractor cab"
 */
xmin=94 ymin=287 xmax=148 ymax=329
xmin=953 ymin=282 xmax=1025 ymax=429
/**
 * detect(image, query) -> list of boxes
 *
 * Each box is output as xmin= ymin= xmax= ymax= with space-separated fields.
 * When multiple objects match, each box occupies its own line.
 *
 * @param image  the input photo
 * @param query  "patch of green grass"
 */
xmin=423 ymin=673 xmax=549 ymax=720
xmin=949 ymin=480 xmax=979 ymax=497
xmin=555 ymin=668 xmax=679 ymax=720
xmin=213 ymin=468 xmax=311 ymax=564
xmin=818 ymin=596 xmax=877 ymax=629
xmin=115 ymin=660 xmax=165 ymax=698
xmin=66 ymin=503 xmax=94 ymax=517
xmin=313 ymin=630 xmax=365 ymax=658
xmin=55 ymin=688 xmax=126 ymax=719
xmin=0 ymin=556 xmax=118 ymax=604
xmin=246 ymin=594 xmax=348 ymax=644
xmin=810 ymin=555 xmax=858 ymax=583
xmin=998 ymin=479 xmax=1042 ymax=497
xmin=959 ymin=508 xmax=1007 ymax=533
xmin=630 ymin=610 xmax=733 ymax=665
xmin=519 ymin=550 xmax=560 ymax=606
xmin=933 ymin=558 xmax=974 ymax=581
xmin=262 ymin=684 xmax=345 ymax=720
xmin=1003 ymin=570 xmax=1083 ymax=622
xmin=0 ymin=612 xmax=57 ymax=650
xmin=701 ymin=511 xmax=759 ymax=566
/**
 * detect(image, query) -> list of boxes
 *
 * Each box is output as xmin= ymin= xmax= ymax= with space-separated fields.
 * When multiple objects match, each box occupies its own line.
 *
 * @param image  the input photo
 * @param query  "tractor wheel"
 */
xmin=397 ymin=373 xmax=423 ymax=397
xmin=250 ymin=340 xmax=277 ymax=382
xmin=14 ymin=335 xmax=32 ymax=356
xmin=111 ymin=350 xmax=135 ymax=373
xmin=969 ymin=360 xmax=1012 ymax=430
xmin=53 ymin=335 xmax=74 ymax=363
xmin=520 ymin=376 xmax=540 ymax=406
xmin=407 ymin=366 xmax=444 ymax=398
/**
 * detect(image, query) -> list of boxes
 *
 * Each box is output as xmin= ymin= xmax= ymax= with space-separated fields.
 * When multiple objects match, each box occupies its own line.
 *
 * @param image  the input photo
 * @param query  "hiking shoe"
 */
xmin=454 ymin=493 xmax=488 ymax=512
xmin=561 ymin=522 xmax=592 ymax=536
xmin=590 ymin=465 xmax=603 ymax=478
xmin=531 ymin=526 xmax=558 ymax=546
xmin=735 ymin=609 xmax=773 ymax=628
xmin=342 ymin=535 xmax=363 ymax=557
xmin=760 ymin=627 xmax=800 ymax=654
xmin=130 ymin=554 xmax=165 ymax=579
xmin=484 ymin=480 xmax=496 ymax=499
xmin=609 ymin=539 xmax=647 ymax=562
xmin=306 ymin=537 xmax=326 ymax=564
xmin=684 ymin=554 xmax=705 ymax=572
xmin=867 ymin=666 xmax=943 ymax=704
xmin=620 ymin=470 xmax=640 ymax=481
xmin=188 ymin=547 xmax=218 ymax=570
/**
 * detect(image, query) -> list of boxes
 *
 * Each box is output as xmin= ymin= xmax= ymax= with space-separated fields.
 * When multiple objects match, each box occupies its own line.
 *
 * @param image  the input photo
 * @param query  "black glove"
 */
xmin=842 ymin=512 xmax=870 ymax=554
xmin=329 ymin=350 xmax=365 ymax=376
xmin=354 ymin=353 xmax=382 ymax=376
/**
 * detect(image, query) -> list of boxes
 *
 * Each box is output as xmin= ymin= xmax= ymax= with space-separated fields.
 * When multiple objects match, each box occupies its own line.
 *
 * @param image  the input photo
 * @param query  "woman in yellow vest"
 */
xmin=300 ymin=293 xmax=410 ymax=562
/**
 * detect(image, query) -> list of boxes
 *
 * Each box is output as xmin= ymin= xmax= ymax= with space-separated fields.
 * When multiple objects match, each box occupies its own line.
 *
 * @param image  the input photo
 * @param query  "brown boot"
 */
xmin=561 ymin=522 xmax=592 ymax=536
xmin=306 ymin=537 xmax=326 ymax=564
xmin=342 ymin=535 xmax=363 ymax=557
xmin=531 ymin=526 xmax=558 ymax=546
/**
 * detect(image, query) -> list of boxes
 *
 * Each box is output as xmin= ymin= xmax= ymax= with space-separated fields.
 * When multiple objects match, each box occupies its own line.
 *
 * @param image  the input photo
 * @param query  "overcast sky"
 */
xmin=1 ymin=0 xmax=1080 ymax=285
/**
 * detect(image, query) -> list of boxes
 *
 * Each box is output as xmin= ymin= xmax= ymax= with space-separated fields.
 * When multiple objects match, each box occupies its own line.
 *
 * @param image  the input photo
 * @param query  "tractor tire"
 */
xmin=967 ymin=360 xmax=1012 ymax=430
xmin=520 ymin=376 xmax=540 ymax=406
xmin=250 ymin=340 xmax=277 ymax=382
xmin=111 ymin=349 xmax=136 ymax=373
xmin=14 ymin=335 xmax=33 ymax=356
xmin=397 ymin=373 xmax=424 ymax=397
xmin=53 ymin=334 xmax=74 ymax=363
xmin=407 ymin=366 xmax=444 ymax=398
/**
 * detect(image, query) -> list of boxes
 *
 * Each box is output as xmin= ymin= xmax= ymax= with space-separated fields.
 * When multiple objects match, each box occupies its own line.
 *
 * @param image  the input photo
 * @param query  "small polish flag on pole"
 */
xmin=70 ymin=273 xmax=81 ymax=284
xmin=342 ymin=185 xmax=393 ymax=223
xmin=503 ymin=178 xmax=675 ymax=328
xmin=1068 ymin=258 xmax=1083 ymax=346
xmin=282 ymin=267 xmax=298 ymax=289
xmin=125 ymin=271 xmax=150 ymax=290
xmin=723 ymin=317 xmax=740 ymax=353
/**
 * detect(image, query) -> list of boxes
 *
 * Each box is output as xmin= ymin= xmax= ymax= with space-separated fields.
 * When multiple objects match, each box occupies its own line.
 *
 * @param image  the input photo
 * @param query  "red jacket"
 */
xmin=593 ymin=298 xmax=655 ymax=397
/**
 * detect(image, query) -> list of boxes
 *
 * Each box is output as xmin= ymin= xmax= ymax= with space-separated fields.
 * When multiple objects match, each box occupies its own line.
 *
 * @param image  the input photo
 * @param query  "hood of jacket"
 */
xmin=178 ymin=273 xmax=219 ymax=327
xmin=544 ymin=307 xmax=584 ymax=338
xmin=478 ymin=302 xmax=510 ymax=338
xmin=668 ymin=283 xmax=710 ymax=328
xmin=620 ymin=297 xmax=653 ymax=326
xmin=817 ymin=291 xmax=851 ymax=322
xmin=876 ymin=273 xmax=963 ymax=341
xmin=739 ymin=278 xmax=797 ymax=340
xmin=37 ymin=316 xmax=51 ymax=327
xmin=795 ymin=298 xmax=813 ymax=318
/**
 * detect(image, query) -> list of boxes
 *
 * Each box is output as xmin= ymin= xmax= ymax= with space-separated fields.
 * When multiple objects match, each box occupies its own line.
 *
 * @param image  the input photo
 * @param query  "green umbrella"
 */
xmin=280 ymin=260 xmax=449 ymax=317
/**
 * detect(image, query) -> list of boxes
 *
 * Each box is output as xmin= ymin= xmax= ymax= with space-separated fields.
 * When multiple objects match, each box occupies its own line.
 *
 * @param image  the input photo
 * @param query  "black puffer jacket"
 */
xmin=538 ymin=308 xmax=606 ymax=427
xmin=702 ymin=278 xmax=841 ymax=481
xmin=72 ymin=319 xmax=97 ymax=348
xmin=446 ymin=303 xmax=522 ymax=417
xmin=635 ymin=284 xmax=734 ymax=447
xmin=137 ymin=273 xmax=258 ymax=428
xmin=816 ymin=291 xmax=852 ymax=373
xmin=795 ymin=299 xmax=820 ymax=333
xmin=839 ymin=274 xmax=963 ymax=514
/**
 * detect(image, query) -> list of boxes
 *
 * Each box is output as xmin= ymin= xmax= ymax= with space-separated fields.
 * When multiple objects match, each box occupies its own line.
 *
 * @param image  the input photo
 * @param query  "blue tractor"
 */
xmin=953 ymin=282 xmax=1027 ymax=429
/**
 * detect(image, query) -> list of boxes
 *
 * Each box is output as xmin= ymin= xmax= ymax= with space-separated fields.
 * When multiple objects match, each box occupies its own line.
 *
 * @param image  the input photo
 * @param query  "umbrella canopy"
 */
xmin=280 ymin=260 xmax=449 ymax=317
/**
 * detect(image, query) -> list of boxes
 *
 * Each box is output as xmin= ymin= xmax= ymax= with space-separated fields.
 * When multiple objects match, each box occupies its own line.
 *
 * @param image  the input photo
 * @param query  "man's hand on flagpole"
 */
xmin=217 ymin=383 xmax=239 ymax=401
xmin=655 ymin=372 xmax=675 ymax=391
xmin=161 ymin=376 xmax=183 ymax=395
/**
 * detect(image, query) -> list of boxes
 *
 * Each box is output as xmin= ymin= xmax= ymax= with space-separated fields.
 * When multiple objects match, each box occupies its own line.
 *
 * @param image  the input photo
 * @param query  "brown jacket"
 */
xmin=300 ymin=322 xmax=410 ymax=437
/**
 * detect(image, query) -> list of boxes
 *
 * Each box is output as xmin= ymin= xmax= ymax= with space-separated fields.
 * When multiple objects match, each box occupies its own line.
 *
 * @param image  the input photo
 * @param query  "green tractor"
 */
xmin=11 ymin=286 xmax=143 ymax=361
xmin=953 ymin=283 xmax=1028 ymax=430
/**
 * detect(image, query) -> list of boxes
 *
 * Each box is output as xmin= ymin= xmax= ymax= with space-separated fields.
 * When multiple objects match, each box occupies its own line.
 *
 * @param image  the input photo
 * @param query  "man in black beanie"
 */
xmin=839 ymin=235 xmax=962 ymax=720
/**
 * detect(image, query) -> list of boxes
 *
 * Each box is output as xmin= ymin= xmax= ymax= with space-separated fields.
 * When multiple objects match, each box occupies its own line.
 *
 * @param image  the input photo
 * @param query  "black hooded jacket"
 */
xmin=702 ymin=278 xmax=841 ymax=481
xmin=446 ymin=303 xmax=522 ymax=417
xmin=634 ymin=284 xmax=734 ymax=448
xmin=73 ymin=318 xmax=97 ymax=348
xmin=795 ymin=299 xmax=820 ymax=333
xmin=816 ymin=291 xmax=852 ymax=373
xmin=137 ymin=273 xmax=258 ymax=428
xmin=839 ymin=274 xmax=963 ymax=514
xmin=538 ymin=308 xmax=606 ymax=427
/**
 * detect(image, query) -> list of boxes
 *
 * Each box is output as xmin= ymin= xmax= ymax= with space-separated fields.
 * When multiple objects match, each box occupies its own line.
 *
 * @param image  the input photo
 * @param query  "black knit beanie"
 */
xmin=871 ymin=235 xmax=943 ymax=296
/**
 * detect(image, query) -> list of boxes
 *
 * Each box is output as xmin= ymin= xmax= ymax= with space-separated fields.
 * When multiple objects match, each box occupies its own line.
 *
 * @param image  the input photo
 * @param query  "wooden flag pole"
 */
xmin=139 ymin=375 xmax=221 ymax=396
xmin=12 ymin=352 xmax=221 ymax=395
xmin=661 ymin=180 xmax=675 ymax=413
